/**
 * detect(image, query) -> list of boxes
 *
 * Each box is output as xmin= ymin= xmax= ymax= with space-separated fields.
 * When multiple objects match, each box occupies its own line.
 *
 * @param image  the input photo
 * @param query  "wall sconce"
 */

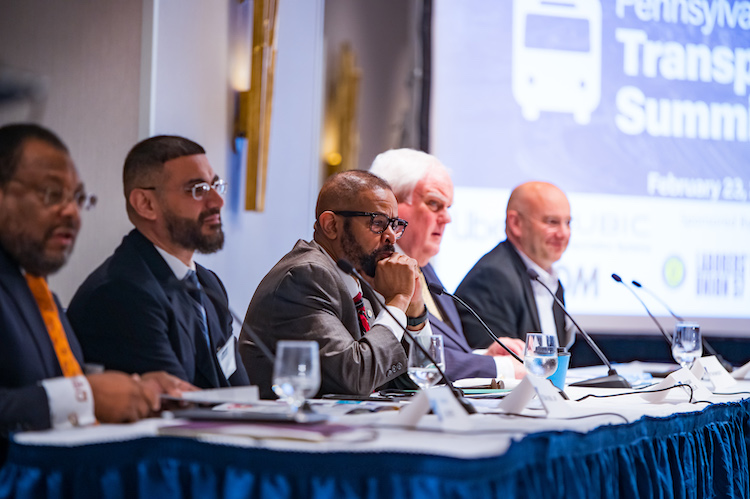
xmin=232 ymin=0 xmax=279 ymax=212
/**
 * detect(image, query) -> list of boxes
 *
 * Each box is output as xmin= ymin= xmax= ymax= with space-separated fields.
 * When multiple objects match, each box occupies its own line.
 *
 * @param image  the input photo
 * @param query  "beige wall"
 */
xmin=0 ymin=0 xmax=143 ymax=303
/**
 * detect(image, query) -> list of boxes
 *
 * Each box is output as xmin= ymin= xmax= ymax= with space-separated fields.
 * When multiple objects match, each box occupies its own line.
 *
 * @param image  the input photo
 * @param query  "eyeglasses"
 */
xmin=139 ymin=179 xmax=228 ymax=201
xmin=333 ymin=211 xmax=408 ymax=239
xmin=8 ymin=179 xmax=97 ymax=210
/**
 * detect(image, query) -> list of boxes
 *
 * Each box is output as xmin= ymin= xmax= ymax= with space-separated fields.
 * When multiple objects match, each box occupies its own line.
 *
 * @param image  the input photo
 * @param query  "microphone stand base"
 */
xmin=569 ymin=374 xmax=631 ymax=389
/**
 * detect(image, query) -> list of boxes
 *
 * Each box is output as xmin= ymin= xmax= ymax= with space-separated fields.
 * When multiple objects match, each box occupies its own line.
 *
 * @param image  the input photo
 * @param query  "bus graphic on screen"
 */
xmin=512 ymin=0 xmax=602 ymax=125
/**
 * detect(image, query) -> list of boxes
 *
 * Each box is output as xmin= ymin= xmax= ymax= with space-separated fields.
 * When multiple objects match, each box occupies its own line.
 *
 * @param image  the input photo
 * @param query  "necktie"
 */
xmin=353 ymin=292 xmax=370 ymax=333
xmin=418 ymin=269 xmax=443 ymax=322
xmin=184 ymin=270 xmax=212 ymax=350
xmin=25 ymin=274 xmax=83 ymax=377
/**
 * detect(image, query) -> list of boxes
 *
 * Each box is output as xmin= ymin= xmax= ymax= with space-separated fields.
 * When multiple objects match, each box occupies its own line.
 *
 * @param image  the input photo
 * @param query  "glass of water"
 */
xmin=408 ymin=334 xmax=445 ymax=391
xmin=524 ymin=333 xmax=558 ymax=378
xmin=272 ymin=340 xmax=321 ymax=412
xmin=672 ymin=322 xmax=702 ymax=369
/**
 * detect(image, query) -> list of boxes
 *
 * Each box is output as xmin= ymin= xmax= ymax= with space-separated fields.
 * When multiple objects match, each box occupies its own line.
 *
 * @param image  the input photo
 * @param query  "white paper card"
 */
xmin=217 ymin=336 xmax=238 ymax=380
xmin=393 ymin=390 xmax=431 ymax=427
xmin=700 ymin=356 xmax=737 ymax=390
xmin=499 ymin=376 xmax=570 ymax=417
xmin=732 ymin=359 xmax=750 ymax=380
xmin=427 ymin=385 xmax=472 ymax=429
xmin=527 ymin=376 xmax=573 ymax=417
xmin=641 ymin=368 xmax=712 ymax=403
xmin=498 ymin=376 xmax=536 ymax=414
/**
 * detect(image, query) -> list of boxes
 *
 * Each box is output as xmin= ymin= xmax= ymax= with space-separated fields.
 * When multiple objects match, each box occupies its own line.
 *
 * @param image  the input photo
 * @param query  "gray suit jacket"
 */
xmin=239 ymin=240 xmax=408 ymax=398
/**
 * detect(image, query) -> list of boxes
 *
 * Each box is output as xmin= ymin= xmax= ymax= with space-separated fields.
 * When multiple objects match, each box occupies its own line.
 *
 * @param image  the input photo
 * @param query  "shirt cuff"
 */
xmin=41 ymin=375 xmax=96 ymax=428
xmin=373 ymin=306 xmax=407 ymax=341
xmin=493 ymin=356 xmax=516 ymax=380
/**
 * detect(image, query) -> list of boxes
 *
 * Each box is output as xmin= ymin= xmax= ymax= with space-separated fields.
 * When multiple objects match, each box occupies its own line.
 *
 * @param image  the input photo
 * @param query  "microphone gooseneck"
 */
xmin=628 ymin=278 xmax=732 ymax=372
xmin=631 ymin=280 xmax=684 ymax=321
xmin=528 ymin=269 xmax=631 ymax=389
xmin=427 ymin=283 xmax=523 ymax=363
xmin=611 ymin=274 xmax=672 ymax=344
xmin=337 ymin=259 xmax=477 ymax=414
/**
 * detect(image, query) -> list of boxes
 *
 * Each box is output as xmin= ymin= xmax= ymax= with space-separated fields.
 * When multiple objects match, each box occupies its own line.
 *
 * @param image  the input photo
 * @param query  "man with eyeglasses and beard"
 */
xmin=68 ymin=136 xmax=249 ymax=389
xmin=239 ymin=170 xmax=428 ymax=398
xmin=0 ymin=124 xmax=194 ymax=458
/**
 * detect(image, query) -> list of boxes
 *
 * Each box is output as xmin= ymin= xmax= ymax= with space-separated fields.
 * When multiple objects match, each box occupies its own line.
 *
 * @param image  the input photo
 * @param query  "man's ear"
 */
xmin=316 ymin=211 xmax=339 ymax=240
xmin=506 ymin=210 xmax=522 ymax=238
xmin=128 ymin=189 xmax=159 ymax=221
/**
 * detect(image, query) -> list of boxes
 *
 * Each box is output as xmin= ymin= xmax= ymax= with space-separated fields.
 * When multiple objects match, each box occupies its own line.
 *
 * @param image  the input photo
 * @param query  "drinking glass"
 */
xmin=672 ymin=322 xmax=702 ymax=369
xmin=407 ymin=334 xmax=445 ymax=390
xmin=272 ymin=340 xmax=321 ymax=411
xmin=524 ymin=333 xmax=558 ymax=378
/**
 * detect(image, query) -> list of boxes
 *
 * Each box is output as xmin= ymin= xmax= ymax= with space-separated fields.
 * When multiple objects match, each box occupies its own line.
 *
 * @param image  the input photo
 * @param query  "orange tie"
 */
xmin=25 ymin=274 xmax=83 ymax=377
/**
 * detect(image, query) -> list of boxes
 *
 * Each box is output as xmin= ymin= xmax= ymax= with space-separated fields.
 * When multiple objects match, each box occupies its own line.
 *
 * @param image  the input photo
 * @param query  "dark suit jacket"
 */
xmin=0 ymin=245 xmax=86 ymax=445
xmin=239 ymin=239 xmax=408 ymax=398
xmin=455 ymin=240 xmax=569 ymax=349
xmin=422 ymin=264 xmax=497 ymax=380
xmin=67 ymin=229 xmax=248 ymax=389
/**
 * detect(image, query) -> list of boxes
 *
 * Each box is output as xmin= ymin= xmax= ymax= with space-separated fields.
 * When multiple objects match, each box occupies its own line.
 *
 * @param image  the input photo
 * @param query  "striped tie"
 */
xmin=184 ymin=270 xmax=212 ymax=350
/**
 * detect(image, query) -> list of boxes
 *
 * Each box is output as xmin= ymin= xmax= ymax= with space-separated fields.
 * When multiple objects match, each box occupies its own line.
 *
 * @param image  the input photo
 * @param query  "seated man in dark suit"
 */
xmin=239 ymin=170 xmax=427 ymax=398
xmin=0 ymin=124 xmax=192 ymax=454
xmin=370 ymin=149 xmax=525 ymax=381
xmin=455 ymin=181 xmax=574 ymax=350
xmin=68 ymin=136 xmax=249 ymax=389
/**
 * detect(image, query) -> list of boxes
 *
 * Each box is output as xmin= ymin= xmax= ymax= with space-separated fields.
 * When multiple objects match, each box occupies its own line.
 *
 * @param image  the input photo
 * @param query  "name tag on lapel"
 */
xmin=217 ymin=336 xmax=237 ymax=379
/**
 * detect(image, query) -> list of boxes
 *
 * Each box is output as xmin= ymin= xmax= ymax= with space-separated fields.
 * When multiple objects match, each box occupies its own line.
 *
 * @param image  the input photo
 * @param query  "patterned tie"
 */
xmin=353 ymin=292 xmax=370 ymax=333
xmin=184 ymin=270 xmax=212 ymax=350
xmin=25 ymin=274 xmax=83 ymax=377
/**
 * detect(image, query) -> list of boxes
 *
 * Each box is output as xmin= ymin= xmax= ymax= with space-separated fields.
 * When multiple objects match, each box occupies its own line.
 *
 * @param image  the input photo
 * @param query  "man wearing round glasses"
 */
xmin=239 ymin=170 xmax=427 ymax=398
xmin=68 ymin=136 xmax=249 ymax=389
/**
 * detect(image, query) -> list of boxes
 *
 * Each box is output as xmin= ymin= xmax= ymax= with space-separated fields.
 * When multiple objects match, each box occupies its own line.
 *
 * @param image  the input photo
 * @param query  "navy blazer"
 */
xmin=68 ymin=229 xmax=249 ymax=389
xmin=0 ymin=245 xmax=85 ymax=434
xmin=455 ymin=240 xmax=569 ymax=349
xmin=422 ymin=264 xmax=497 ymax=380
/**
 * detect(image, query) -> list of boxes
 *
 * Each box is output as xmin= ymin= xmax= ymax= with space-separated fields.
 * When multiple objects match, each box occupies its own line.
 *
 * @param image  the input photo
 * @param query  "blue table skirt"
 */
xmin=1 ymin=399 xmax=749 ymax=499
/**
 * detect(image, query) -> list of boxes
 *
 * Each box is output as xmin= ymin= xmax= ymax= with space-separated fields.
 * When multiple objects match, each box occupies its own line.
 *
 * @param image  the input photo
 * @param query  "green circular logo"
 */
xmin=663 ymin=256 xmax=685 ymax=288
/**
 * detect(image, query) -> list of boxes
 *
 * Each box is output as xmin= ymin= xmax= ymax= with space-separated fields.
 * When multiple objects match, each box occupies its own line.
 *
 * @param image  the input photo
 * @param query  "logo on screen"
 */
xmin=696 ymin=253 xmax=745 ymax=298
xmin=512 ymin=0 xmax=602 ymax=124
xmin=663 ymin=256 xmax=685 ymax=288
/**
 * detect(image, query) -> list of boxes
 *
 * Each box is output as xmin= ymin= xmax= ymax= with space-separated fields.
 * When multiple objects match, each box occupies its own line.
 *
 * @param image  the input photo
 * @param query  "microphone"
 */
xmin=527 ymin=269 xmax=631 ymax=388
xmin=337 ymin=259 xmax=476 ymax=414
xmin=630 ymin=279 xmax=732 ymax=372
xmin=427 ymin=283 xmax=522 ymax=363
xmin=611 ymin=274 xmax=671 ymax=344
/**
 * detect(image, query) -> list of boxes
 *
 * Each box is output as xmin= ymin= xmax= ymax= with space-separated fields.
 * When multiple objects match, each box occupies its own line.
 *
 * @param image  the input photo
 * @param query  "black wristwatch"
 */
xmin=406 ymin=305 xmax=429 ymax=327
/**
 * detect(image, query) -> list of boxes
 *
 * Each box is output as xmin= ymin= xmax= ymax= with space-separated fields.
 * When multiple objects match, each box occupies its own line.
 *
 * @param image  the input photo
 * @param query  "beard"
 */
xmin=164 ymin=208 xmax=224 ymax=254
xmin=0 ymin=225 xmax=74 ymax=276
xmin=340 ymin=219 xmax=394 ymax=277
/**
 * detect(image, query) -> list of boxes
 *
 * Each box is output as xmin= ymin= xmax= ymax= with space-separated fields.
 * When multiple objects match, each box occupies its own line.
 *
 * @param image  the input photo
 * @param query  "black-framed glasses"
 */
xmin=139 ymin=179 xmax=228 ymax=201
xmin=8 ymin=179 xmax=97 ymax=210
xmin=333 ymin=211 xmax=408 ymax=239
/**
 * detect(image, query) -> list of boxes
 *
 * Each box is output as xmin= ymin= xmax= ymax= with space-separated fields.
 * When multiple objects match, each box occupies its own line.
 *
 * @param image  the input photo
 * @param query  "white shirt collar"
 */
xmin=311 ymin=240 xmax=361 ymax=299
xmin=153 ymin=245 xmax=195 ymax=280
xmin=513 ymin=242 xmax=560 ymax=290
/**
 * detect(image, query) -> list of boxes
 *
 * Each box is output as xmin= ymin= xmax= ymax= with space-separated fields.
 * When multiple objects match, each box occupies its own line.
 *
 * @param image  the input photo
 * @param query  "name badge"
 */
xmin=217 ymin=335 xmax=237 ymax=379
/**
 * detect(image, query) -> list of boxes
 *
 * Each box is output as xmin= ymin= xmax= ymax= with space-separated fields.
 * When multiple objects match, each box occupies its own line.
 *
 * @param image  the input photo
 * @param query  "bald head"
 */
xmin=506 ymin=181 xmax=571 ymax=271
xmin=315 ymin=170 xmax=392 ymax=219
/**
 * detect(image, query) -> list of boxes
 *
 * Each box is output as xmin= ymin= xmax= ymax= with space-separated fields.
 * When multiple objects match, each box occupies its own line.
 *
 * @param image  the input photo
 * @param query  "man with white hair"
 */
xmin=371 ymin=149 xmax=525 ymax=381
